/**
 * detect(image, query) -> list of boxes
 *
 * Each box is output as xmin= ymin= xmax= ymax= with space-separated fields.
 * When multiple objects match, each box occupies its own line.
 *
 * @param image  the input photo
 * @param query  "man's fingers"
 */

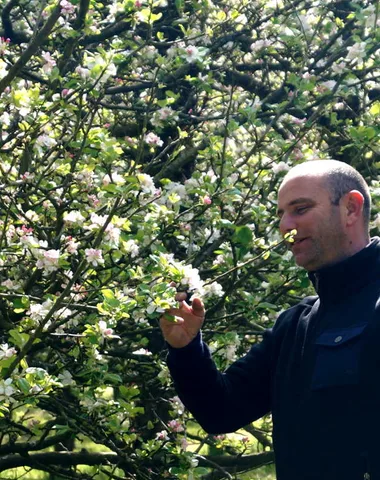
xmin=175 ymin=292 xmax=187 ymax=302
xmin=191 ymin=297 xmax=205 ymax=314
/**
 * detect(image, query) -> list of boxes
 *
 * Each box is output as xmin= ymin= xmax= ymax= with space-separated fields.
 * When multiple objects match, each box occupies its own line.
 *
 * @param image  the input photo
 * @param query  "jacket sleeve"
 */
xmin=166 ymin=327 xmax=275 ymax=434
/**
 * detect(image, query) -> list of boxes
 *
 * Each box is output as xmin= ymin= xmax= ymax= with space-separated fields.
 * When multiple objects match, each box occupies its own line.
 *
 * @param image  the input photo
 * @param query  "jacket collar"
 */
xmin=308 ymin=237 xmax=380 ymax=304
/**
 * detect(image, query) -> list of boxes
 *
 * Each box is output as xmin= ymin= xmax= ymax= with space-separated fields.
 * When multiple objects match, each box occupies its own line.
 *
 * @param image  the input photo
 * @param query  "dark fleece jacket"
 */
xmin=167 ymin=237 xmax=380 ymax=480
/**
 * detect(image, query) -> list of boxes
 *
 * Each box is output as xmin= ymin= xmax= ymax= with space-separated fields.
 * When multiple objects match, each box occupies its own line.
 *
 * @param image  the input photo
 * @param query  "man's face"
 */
xmin=277 ymin=175 xmax=347 ymax=271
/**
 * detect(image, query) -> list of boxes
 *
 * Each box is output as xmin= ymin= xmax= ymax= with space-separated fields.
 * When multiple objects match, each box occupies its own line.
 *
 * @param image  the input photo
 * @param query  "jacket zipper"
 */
xmin=363 ymin=450 xmax=371 ymax=479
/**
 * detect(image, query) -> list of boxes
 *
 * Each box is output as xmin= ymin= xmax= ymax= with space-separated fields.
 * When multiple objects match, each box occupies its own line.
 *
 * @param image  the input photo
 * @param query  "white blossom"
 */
xmin=203 ymin=282 xmax=224 ymax=298
xmin=58 ymin=370 xmax=75 ymax=386
xmin=250 ymin=39 xmax=271 ymax=53
xmin=132 ymin=348 xmax=152 ymax=355
xmin=28 ymin=299 xmax=54 ymax=322
xmin=137 ymin=173 xmax=156 ymax=195
xmin=320 ymin=80 xmax=336 ymax=90
xmin=0 ymin=344 xmax=17 ymax=360
xmin=346 ymin=42 xmax=367 ymax=64
xmin=124 ymin=239 xmax=139 ymax=258
xmin=64 ymin=211 xmax=85 ymax=224
xmin=103 ymin=172 xmax=125 ymax=185
xmin=272 ymin=161 xmax=290 ymax=174
xmin=0 ymin=378 xmax=16 ymax=402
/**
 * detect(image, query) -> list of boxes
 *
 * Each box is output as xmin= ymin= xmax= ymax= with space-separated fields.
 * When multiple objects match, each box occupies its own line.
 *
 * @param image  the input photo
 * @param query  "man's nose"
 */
xmin=279 ymin=213 xmax=297 ymax=236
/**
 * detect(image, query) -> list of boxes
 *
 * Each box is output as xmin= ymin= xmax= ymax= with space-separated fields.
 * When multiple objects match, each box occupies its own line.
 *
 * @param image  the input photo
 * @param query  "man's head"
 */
xmin=277 ymin=160 xmax=371 ymax=271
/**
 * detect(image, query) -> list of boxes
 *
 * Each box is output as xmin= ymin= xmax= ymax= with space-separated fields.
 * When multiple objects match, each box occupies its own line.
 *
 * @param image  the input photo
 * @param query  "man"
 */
xmin=160 ymin=160 xmax=380 ymax=480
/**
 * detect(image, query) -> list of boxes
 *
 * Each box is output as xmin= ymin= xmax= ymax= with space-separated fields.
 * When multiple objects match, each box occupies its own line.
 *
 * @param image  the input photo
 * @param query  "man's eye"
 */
xmin=296 ymin=207 xmax=309 ymax=214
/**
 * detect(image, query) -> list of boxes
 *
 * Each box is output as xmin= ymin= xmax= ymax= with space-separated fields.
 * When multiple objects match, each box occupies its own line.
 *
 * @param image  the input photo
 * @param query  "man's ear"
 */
xmin=344 ymin=190 xmax=364 ymax=226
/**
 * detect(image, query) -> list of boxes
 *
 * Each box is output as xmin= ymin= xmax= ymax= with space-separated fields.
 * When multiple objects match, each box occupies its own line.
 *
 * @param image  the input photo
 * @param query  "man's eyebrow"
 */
xmin=276 ymin=197 xmax=315 ymax=216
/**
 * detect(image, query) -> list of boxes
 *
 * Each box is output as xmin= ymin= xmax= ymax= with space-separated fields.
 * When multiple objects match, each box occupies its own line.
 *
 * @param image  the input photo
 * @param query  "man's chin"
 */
xmin=293 ymin=254 xmax=315 ymax=271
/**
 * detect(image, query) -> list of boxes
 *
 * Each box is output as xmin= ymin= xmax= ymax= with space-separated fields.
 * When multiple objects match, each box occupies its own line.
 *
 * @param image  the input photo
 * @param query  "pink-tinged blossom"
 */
xmin=75 ymin=66 xmax=90 ymax=79
xmin=85 ymin=248 xmax=104 ymax=266
xmin=71 ymin=284 xmax=87 ymax=301
xmin=331 ymin=61 xmax=346 ymax=74
xmin=293 ymin=148 xmax=304 ymax=160
xmin=41 ymin=52 xmax=56 ymax=74
xmin=105 ymin=225 xmax=121 ymax=248
xmin=0 ymin=37 xmax=10 ymax=55
xmin=98 ymin=320 xmax=120 ymax=343
xmin=156 ymin=430 xmax=170 ymax=441
xmin=66 ymin=237 xmax=79 ymax=254
xmin=168 ymin=419 xmax=184 ymax=432
xmin=1 ymin=279 xmax=21 ymax=291
xmin=0 ymin=344 xmax=17 ymax=360
xmin=36 ymin=133 xmax=56 ymax=149
xmin=180 ymin=437 xmax=188 ymax=450
xmin=21 ymin=171 xmax=35 ymax=182
xmin=60 ymin=0 xmax=75 ymax=15
xmin=36 ymin=249 xmax=60 ymax=272
xmin=151 ymin=107 xmax=179 ymax=126
xmin=88 ymin=194 xmax=101 ymax=208
xmin=202 ymin=195 xmax=212 ymax=205
xmin=183 ymin=45 xmax=206 ymax=63
xmin=144 ymin=132 xmax=163 ymax=147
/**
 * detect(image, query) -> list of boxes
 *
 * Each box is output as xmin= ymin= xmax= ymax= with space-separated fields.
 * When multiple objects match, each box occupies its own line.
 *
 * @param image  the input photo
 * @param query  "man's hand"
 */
xmin=160 ymin=293 xmax=205 ymax=348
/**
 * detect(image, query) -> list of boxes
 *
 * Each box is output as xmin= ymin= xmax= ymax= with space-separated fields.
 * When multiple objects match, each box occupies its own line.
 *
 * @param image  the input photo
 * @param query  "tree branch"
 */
xmin=0 ymin=451 xmax=119 ymax=472
xmin=0 ymin=3 xmax=62 ymax=94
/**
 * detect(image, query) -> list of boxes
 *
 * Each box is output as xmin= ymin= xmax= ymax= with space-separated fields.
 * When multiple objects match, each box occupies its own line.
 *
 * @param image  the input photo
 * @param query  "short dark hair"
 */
xmin=323 ymin=164 xmax=371 ymax=228
xmin=282 ymin=160 xmax=371 ymax=229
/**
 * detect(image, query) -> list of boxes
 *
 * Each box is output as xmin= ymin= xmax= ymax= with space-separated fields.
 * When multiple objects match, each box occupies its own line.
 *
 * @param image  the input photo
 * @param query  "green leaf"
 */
xmin=194 ymin=467 xmax=210 ymax=475
xmin=102 ymin=289 xmax=120 ymax=308
xmin=9 ymin=329 xmax=30 ymax=348
xmin=17 ymin=378 xmax=30 ymax=394
xmin=233 ymin=226 xmax=253 ymax=246
xmin=175 ymin=0 xmax=184 ymax=14
xmin=104 ymin=373 xmax=122 ymax=384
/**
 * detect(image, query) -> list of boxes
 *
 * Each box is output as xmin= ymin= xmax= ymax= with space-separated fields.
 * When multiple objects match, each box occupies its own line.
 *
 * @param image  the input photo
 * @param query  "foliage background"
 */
xmin=0 ymin=0 xmax=378 ymax=478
